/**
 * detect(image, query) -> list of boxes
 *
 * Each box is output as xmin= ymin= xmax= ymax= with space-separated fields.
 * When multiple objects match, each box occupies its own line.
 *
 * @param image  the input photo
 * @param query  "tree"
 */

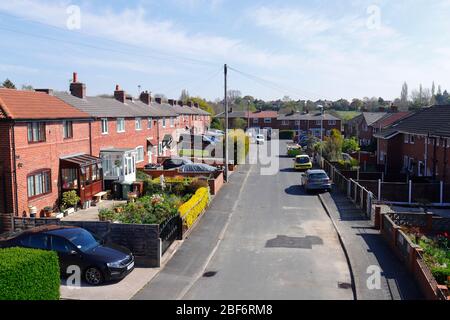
xmin=179 ymin=89 xmax=190 ymax=102
xmin=350 ymin=98 xmax=364 ymax=111
xmin=2 ymin=79 xmax=16 ymax=89
xmin=233 ymin=118 xmax=247 ymax=130
xmin=323 ymin=129 xmax=344 ymax=161
xmin=21 ymin=84 xmax=34 ymax=91
xmin=210 ymin=118 xmax=224 ymax=130
xmin=189 ymin=97 xmax=215 ymax=115
xmin=400 ymin=82 xmax=409 ymax=108
xmin=342 ymin=137 xmax=360 ymax=154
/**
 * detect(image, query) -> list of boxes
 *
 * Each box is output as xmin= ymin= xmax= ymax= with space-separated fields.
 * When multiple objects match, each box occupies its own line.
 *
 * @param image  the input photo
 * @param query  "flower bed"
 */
xmin=405 ymin=228 xmax=450 ymax=287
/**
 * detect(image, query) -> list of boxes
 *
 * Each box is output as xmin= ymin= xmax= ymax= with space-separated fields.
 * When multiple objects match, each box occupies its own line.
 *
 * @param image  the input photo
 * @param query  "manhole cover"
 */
xmin=265 ymin=235 xmax=323 ymax=249
xmin=203 ymin=271 xmax=217 ymax=278
xmin=338 ymin=282 xmax=352 ymax=289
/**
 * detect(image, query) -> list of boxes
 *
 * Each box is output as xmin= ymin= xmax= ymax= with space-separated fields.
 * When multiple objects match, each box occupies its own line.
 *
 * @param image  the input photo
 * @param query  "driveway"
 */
xmin=134 ymin=140 xmax=353 ymax=300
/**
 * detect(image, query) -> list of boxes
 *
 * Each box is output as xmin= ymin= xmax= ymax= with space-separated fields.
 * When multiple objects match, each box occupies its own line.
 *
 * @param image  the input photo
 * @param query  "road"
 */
xmin=134 ymin=140 xmax=353 ymax=300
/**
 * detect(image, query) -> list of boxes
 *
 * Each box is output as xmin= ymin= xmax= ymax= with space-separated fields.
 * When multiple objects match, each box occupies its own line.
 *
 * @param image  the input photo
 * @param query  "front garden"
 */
xmin=404 ymin=228 xmax=450 ymax=287
xmin=99 ymin=175 xmax=210 ymax=226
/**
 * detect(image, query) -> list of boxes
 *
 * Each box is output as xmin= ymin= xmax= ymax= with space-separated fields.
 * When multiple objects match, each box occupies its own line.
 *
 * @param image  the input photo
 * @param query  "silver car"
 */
xmin=302 ymin=169 xmax=332 ymax=192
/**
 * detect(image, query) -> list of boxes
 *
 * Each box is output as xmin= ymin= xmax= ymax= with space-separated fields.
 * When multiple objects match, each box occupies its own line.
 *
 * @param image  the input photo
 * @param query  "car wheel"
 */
xmin=85 ymin=267 xmax=104 ymax=286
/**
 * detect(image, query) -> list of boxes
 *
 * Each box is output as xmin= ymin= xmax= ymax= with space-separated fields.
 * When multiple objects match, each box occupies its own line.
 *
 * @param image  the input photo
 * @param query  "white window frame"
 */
xmin=328 ymin=120 xmax=336 ymax=126
xmin=170 ymin=117 xmax=175 ymax=128
xmin=147 ymin=117 xmax=153 ymax=129
xmin=253 ymin=118 xmax=259 ymax=124
xmin=264 ymin=118 xmax=272 ymax=124
xmin=135 ymin=118 xmax=142 ymax=131
xmin=162 ymin=117 xmax=166 ymax=128
xmin=404 ymin=134 xmax=409 ymax=144
xmin=418 ymin=161 xmax=424 ymax=177
xmin=409 ymin=135 xmax=415 ymax=144
xmin=136 ymin=146 xmax=144 ymax=163
xmin=282 ymin=120 xmax=289 ymax=126
xmin=117 ymin=118 xmax=125 ymax=133
xmin=101 ymin=118 xmax=109 ymax=134
xmin=316 ymin=120 xmax=322 ymax=126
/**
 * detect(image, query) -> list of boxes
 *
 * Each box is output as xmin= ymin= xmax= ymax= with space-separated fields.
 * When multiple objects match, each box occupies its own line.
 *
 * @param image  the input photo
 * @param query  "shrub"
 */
xmin=179 ymin=187 xmax=210 ymax=228
xmin=186 ymin=178 xmax=209 ymax=194
xmin=61 ymin=190 xmax=80 ymax=210
xmin=143 ymin=179 xmax=164 ymax=195
xmin=279 ymin=130 xmax=295 ymax=140
xmin=0 ymin=247 xmax=60 ymax=300
xmin=98 ymin=208 xmax=116 ymax=222
xmin=431 ymin=266 xmax=450 ymax=286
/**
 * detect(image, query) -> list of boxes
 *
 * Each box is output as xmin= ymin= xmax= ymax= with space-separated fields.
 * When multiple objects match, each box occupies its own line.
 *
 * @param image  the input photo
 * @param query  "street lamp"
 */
xmin=317 ymin=105 xmax=324 ymax=162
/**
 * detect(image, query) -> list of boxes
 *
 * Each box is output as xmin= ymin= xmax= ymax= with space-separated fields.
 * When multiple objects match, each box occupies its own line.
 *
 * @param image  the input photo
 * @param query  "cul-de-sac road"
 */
xmin=134 ymin=140 xmax=354 ymax=300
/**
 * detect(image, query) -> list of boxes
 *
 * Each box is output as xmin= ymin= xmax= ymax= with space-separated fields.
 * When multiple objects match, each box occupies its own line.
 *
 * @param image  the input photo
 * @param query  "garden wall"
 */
xmin=12 ymin=217 xmax=161 ymax=268
xmin=380 ymin=213 xmax=448 ymax=300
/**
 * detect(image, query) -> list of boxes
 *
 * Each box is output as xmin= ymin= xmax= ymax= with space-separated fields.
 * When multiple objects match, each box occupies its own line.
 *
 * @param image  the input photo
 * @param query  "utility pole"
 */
xmin=224 ymin=64 xmax=229 ymax=182
xmin=247 ymin=99 xmax=250 ymax=130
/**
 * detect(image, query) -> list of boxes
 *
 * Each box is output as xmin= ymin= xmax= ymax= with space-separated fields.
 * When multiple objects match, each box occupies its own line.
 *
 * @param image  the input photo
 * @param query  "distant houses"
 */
xmin=0 ymin=72 xmax=211 ymax=230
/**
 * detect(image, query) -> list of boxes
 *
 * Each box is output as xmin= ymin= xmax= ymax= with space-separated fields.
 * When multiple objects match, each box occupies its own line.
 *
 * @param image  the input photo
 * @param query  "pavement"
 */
xmin=378 ymin=204 xmax=450 ymax=218
xmin=134 ymin=140 xmax=353 ymax=300
xmin=319 ymin=191 xmax=423 ymax=300
xmin=61 ymin=200 xmax=126 ymax=222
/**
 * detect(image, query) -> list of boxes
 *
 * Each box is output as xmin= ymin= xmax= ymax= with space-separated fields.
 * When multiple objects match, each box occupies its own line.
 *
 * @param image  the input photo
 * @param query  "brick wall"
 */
xmin=14 ymin=120 xmax=91 ymax=217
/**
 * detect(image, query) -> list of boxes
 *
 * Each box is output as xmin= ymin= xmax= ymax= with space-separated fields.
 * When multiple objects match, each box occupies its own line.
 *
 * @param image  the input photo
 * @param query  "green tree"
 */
xmin=21 ymin=84 xmax=34 ymax=91
xmin=323 ymin=129 xmax=344 ymax=161
xmin=189 ymin=97 xmax=215 ymax=115
xmin=233 ymin=118 xmax=247 ymax=130
xmin=2 ymin=79 xmax=16 ymax=89
xmin=342 ymin=137 xmax=360 ymax=154
xmin=210 ymin=118 xmax=224 ymax=130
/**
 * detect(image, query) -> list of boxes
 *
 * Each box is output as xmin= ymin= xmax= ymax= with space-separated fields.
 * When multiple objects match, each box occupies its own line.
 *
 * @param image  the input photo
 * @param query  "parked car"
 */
xmin=161 ymin=157 xmax=193 ymax=170
xmin=301 ymin=169 xmax=332 ymax=193
xmin=256 ymin=134 xmax=265 ymax=145
xmin=179 ymin=163 xmax=219 ymax=173
xmin=0 ymin=225 xmax=134 ymax=285
xmin=144 ymin=163 xmax=162 ymax=170
xmin=293 ymin=155 xmax=313 ymax=171
xmin=207 ymin=129 xmax=224 ymax=136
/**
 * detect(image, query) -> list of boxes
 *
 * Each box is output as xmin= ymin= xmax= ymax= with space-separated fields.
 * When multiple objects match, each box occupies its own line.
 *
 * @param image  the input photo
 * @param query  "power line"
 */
xmin=0 ymin=22 xmax=218 ymax=68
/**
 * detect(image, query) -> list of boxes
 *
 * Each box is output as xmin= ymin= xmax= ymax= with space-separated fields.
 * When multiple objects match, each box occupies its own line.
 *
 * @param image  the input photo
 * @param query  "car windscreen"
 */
xmin=296 ymin=157 xmax=310 ymax=164
xmin=308 ymin=173 xmax=328 ymax=180
xmin=66 ymin=229 xmax=100 ymax=253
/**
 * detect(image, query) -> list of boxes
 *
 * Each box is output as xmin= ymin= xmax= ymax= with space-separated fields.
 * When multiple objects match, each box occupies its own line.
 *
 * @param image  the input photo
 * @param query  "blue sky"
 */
xmin=0 ymin=0 xmax=450 ymax=101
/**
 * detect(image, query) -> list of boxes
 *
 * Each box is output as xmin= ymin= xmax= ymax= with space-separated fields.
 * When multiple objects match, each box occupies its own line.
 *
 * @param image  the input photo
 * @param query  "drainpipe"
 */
xmin=433 ymin=137 xmax=438 ymax=180
xmin=424 ymin=135 xmax=428 ymax=177
xmin=89 ymin=120 xmax=93 ymax=156
xmin=443 ymin=138 xmax=448 ymax=183
xmin=10 ymin=121 xmax=19 ymax=219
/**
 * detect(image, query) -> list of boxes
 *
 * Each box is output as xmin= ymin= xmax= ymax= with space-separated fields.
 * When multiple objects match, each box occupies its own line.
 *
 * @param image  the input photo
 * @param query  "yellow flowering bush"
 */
xmin=178 ymin=187 xmax=210 ymax=228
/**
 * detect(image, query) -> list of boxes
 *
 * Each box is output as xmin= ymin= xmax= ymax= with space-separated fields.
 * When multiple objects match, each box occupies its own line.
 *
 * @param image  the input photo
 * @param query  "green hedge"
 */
xmin=0 ymin=247 xmax=60 ymax=300
xmin=279 ymin=130 xmax=295 ymax=140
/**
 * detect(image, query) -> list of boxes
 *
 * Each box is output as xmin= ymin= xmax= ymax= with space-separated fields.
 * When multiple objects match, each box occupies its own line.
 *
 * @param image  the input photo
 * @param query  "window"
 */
xmin=363 ymin=123 xmax=368 ymax=132
xmin=124 ymin=157 xmax=134 ymax=175
xmin=170 ymin=117 xmax=175 ymax=128
xmin=135 ymin=118 xmax=142 ymax=130
xmin=404 ymin=134 xmax=409 ymax=144
xmin=282 ymin=120 xmax=289 ymax=126
xmin=101 ymin=118 xmax=108 ymax=134
xmin=50 ymin=236 xmax=73 ymax=253
xmin=328 ymin=120 xmax=336 ymax=126
xmin=61 ymin=168 xmax=78 ymax=190
xmin=253 ymin=118 xmax=258 ymax=124
xmin=380 ymin=152 xmax=385 ymax=162
xmin=403 ymin=156 xmax=409 ymax=170
xmin=264 ymin=118 xmax=272 ymax=124
xmin=295 ymin=121 xmax=301 ymax=126
xmin=136 ymin=146 xmax=144 ymax=163
xmin=410 ymin=135 xmax=415 ymax=144
xmin=147 ymin=117 xmax=153 ymax=129
xmin=117 ymin=118 xmax=125 ymax=132
xmin=162 ymin=117 xmax=166 ymax=128
xmin=27 ymin=170 xmax=51 ymax=198
xmin=27 ymin=122 xmax=46 ymax=143
xmin=20 ymin=234 xmax=48 ymax=250
xmin=316 ymin=120 xmax=322 ymax=126
xmin=63 ymin=121 xmax=73 ymax=139
xmin=418 ymin=161 xmax=424 ymax=177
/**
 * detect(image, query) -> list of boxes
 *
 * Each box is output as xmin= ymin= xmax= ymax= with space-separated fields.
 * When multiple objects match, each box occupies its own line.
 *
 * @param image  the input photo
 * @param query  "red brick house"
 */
xmin=277 ymin=112 xmax=342 ymax=137
xmin=374 ymin=105 xmax=450 ymax=181
xmin=346 ymin=112 xmax=387 ymax=146
xmin=0 ymin=88 xmax=96 ymax=226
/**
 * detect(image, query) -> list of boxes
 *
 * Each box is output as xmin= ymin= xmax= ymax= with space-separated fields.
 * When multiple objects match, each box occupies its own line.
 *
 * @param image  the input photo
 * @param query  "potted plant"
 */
xmin=61 ymin=191 xmax=81 ymax=215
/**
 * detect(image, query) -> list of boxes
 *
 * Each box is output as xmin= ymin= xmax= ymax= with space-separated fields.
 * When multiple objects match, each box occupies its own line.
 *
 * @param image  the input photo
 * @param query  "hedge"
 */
xmin=178 ymin=187 xmax=210 ymax=228
xmin=0 ymin=247 xmax=60 ymax=300
xmin=279 ymin=130 xmax=295 ymax=140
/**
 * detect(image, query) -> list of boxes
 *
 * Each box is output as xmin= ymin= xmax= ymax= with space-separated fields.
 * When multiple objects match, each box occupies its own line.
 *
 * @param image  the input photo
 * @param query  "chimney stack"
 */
xmin=69 ymin=72 xmax=86 ymax=99
xmin=168 ymin=99 xmax=175 ymax=106
xmin=155 ymin=97 xmax=162 ymax=104
xmin=35 ymin=89 xmax=54 ymax=96
xmin=194 ymin=103 xmax=199 ymax=108
xmin=114 ymin=85 xmax=126 ymax=103
xmin=187 ymin=101 xmax=193 ymax=107
xmin=177 ymin=100 xmax=183 ymax=107
xmin=390 ymin=104 xmax=399 ymax=113
xmin=140 ymin=91 xmax=151 ymax=105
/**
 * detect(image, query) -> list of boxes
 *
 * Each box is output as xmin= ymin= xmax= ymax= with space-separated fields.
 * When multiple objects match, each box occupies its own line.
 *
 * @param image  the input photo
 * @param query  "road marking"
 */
xmin=176 ymin=165 xmax=253 ymax=300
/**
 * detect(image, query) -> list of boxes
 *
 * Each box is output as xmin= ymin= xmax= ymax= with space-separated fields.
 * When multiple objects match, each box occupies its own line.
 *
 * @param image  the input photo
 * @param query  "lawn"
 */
xmin=333 ymin=111 xmax=361 ymax=121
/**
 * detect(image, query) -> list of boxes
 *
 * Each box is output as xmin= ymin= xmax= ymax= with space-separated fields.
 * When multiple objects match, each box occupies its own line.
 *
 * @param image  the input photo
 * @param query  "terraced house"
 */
xmin=0 ymin=74 xmax=211 ymax=232
xmin=374 ymin=105 xmax=450 ymax=181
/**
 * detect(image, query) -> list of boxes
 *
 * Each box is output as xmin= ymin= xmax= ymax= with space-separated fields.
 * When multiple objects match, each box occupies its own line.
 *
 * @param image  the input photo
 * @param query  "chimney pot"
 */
xmin=155 ymin=97 xmax=162 ymax=104
xmin=194 ymin=103 xmax=199 ymax=108
xmin=139 ymin=91 xmax=151 ymax=105
xmin=187 ymin=101 xmax=193 ymax=107
xmin=177 ymin=100 xmax=183 ymax=107
xmin=73 ymin=72 xmax=78 ymax=83
xmin=168 ymin=99 xmax=175 ymax=106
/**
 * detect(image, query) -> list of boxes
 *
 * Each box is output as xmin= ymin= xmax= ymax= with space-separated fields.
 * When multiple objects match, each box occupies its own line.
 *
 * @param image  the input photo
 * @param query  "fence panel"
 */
xmin=159 ymin=214 xmax=182 ymax=255
xmin=381 ymin=182 xmax=409 ymax=202
xmin=412 ymin=183 xmax=441 ymax=204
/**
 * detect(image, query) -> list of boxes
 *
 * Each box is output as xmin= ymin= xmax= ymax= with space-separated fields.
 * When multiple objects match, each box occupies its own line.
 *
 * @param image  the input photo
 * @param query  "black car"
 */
xmin=0 ymin=225 xmax=134 ymax=286
xmin=161 ymin=157 xmax=193 ymax=170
